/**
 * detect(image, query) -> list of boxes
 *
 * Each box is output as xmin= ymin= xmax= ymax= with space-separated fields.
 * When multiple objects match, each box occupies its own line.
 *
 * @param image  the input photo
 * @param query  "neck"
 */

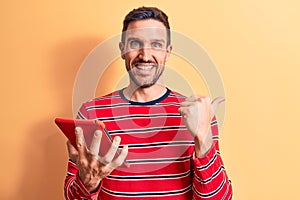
xmin=123 ymin=83 xmax=167 ymax=102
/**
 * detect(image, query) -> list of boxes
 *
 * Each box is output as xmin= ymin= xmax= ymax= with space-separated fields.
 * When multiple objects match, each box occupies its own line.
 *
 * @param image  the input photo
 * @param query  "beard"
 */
xmin=128 ymin=63 xmax=165 ymax=88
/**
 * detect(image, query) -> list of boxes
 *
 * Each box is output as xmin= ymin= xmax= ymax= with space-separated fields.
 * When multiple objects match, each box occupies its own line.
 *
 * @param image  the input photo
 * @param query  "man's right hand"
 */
xmin=67 ymin=127 xmax=128 ymax=192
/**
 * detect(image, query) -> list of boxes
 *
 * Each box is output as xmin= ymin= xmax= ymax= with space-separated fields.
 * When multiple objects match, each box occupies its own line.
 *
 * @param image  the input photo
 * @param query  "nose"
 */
xmin=138 ymin=47 xmax=151 ymax=62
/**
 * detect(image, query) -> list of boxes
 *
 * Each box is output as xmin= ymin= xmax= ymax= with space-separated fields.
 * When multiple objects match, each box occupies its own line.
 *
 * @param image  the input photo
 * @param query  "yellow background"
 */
xmin=1 ymin=0 xmax=299 ymax=199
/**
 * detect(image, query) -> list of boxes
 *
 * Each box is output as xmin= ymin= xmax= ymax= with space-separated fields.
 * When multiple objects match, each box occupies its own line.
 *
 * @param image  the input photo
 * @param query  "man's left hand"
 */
xmin=178 ymin=96 xmax=225 ymax=157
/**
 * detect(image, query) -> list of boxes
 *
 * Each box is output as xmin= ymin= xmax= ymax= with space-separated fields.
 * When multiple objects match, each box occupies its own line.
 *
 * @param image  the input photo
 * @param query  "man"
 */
xmin=64 ymin=7 xmax=233 ymax=199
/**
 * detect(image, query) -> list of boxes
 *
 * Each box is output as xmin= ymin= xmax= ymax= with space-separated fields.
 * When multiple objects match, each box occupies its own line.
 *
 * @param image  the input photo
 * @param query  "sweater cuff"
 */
xmin=75 ymin=171 xmax=102 ymax=198
xmin=193 ymin=143 xmax=217 ymax=166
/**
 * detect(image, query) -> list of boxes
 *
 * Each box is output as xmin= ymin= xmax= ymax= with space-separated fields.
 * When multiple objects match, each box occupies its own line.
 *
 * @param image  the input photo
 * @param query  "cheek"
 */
xmin=123 ymin=52 xmax=137 ymax=70
xmin=156 ymin=54 xmax=168 ymax=64
xmin=153 ymin=50 xmax=169 ymax=61
xmin=124 ymin=51 xmax=139 ymax=61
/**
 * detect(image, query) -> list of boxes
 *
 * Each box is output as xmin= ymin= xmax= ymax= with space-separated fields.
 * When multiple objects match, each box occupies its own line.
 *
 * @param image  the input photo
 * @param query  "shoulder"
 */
xmin=80 ymin=90 xmax=122 ymax=108
xmin=77 ymin=90 xmax=123 ymax=119
xmin=165 ymin=89 xmax=187 ymax=103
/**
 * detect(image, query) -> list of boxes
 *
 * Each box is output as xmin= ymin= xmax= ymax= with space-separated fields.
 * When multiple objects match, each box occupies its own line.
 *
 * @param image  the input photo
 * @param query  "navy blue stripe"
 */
xmin=107 ymin=170 xmax=191 ymax=180
xmin=213 ymin=136 xmax=219 ymax=140
xmin=221 ymin=180 xmax=232 ymax=200
xmin=193 ymin=177 xmax=226 ymax=198
xmin=102 ymin=185 xmax=192 ymax=197
xmin=168 ymin=93 xmax=186 ymax=99
xmin=98 ymin=113 xmax=181 ymax=122
xmin=126 ymin=155 xmax=192 ymax=164
xmin=86 ymin=103 xmax=130 ymax=110
xmin=77 ymin=112 xmax=86 ymax=119
xmin=109 ymin=126 xmax=187 ymax=134
xmin=195 ymin=165 xmax=225 ymax=184
xmin=86 ymin=102 xmax=181 ymax=110
xmin=122 ymin=141 xmax=194 ymax=148
xmin=197 ymin=151 xmax=220 ymax=170
xmin=93 ymin=95 xmax=120 ymax=101
xmin=211 ymin=120 xmax=217 ymax=125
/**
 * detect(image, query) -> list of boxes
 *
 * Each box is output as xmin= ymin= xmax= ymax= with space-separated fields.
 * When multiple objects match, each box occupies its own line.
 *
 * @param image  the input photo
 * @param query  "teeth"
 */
xmin=136 ymin=65 xmax=152 ymax=70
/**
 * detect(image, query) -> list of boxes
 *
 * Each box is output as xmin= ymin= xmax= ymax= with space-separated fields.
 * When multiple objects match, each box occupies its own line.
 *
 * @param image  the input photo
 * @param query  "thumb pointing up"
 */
xmin=211 ymin=97 xmax=225 ymax=119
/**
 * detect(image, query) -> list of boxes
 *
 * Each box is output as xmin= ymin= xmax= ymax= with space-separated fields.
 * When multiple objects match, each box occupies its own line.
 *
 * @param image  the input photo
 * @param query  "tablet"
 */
xmin=55 ymin=118 xmax=119 ymax=158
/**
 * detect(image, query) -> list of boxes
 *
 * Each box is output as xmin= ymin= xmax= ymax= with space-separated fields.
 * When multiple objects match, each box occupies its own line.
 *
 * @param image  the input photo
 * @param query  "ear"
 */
xmin=165 ymin=44 xmax=173 ymax=61
xmin=119 ymin=42 xmax=125 ymax=59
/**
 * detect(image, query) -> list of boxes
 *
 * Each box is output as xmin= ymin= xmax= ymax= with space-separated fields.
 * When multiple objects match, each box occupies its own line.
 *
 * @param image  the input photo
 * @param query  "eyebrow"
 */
xmin=127 ymin=37 xmax=166 ymax=44
xmin=152 ymin=39 xmax=166 ymax=44
xmin=127 ymin=37 xmax=140 ymax=41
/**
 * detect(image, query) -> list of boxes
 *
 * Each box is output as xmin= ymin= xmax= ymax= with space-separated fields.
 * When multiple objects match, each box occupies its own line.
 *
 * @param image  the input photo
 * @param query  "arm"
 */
xmin=192 ymin=118 xmax=232 ymax=199
xmin=179 ymin=96 xmax=233 ymax=199
xmin=64 ymin=158 xmax=101 ymax=200
xmin=63 ymin=105 xmax=128 ymax=199
xmin=64 ymin=129 xmax=128 ymax=200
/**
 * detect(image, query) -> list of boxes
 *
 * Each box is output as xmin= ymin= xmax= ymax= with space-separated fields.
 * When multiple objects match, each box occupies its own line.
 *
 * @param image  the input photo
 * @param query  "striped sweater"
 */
xmin=64 ymin=88 xmax=232 ymax=199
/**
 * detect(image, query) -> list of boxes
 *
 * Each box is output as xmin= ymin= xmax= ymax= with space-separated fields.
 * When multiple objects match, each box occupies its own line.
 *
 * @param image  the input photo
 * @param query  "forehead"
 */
xmin=125 ymin=19 xmax=167 ymax=41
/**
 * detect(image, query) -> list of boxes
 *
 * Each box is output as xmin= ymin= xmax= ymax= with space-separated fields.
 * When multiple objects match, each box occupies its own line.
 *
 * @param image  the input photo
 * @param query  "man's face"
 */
xmin=120 ymin=19 xmax=172 ymax=88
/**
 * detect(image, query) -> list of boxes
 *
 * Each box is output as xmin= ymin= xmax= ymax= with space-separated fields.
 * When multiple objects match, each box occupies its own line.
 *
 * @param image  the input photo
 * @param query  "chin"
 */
xmin=139 ymin=83 xmax=155 ymax=88
xmin=133 ymin=79 xmax=155 ymax=88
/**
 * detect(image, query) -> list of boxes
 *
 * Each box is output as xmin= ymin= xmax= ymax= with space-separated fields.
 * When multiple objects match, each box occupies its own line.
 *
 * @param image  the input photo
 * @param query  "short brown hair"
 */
xmin=121 ymin=7 xmax=171 ymax=45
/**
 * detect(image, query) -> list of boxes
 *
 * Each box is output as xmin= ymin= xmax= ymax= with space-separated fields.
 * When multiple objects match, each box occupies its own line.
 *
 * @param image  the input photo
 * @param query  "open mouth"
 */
xmin=134 ymin=63 xmax=156 ymax=71
xmin=136 ymin=65 xmax=153 ymax=70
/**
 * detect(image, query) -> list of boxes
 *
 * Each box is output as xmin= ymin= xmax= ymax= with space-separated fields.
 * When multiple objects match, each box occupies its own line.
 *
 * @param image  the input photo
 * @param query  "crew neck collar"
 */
xmin=119 ymin=88 xmax=171 ymax=105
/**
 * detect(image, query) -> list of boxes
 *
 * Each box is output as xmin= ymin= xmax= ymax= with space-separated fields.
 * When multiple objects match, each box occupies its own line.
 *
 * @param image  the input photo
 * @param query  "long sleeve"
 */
xmin=64 ymin=103 xmax=101 ymax=199
xmin=63 ymin=95 xmax=233 ymax=199
xmin=64 ymin=160 xmax=102 ymax=200
xmin=192 ymin=117 xmax=233 ymax=199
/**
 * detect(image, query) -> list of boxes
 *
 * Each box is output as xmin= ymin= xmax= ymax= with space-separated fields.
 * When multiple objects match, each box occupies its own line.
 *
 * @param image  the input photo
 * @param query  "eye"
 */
xmin=152 ymin=42 xmax=163 ymax=49
xmin=129 ymin=40 xmax=142 ymax=49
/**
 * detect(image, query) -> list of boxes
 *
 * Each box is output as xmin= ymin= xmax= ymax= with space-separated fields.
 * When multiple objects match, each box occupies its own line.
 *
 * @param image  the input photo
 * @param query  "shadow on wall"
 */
xmin=13 ymin=118 xmax=67 ymax=200
xmin=12 ymin=36 xmax=110 ymax=200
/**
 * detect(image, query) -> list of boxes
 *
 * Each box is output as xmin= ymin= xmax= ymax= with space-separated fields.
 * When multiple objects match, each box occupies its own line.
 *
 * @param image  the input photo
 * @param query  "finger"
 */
xmin=100 ymin=136 xmax=121 ymax=165
xmin=186 ymin=95 xmax=210 ymax=102
xmin=178 ymin=107 xmax=189 ymax=117
xmin=75 ymin=127 xmax=86 ymax=148
xmin=89 ymin=130 xmax=102 ymax=156
xmin=211 ymin=97 xmax=225 ymax=117
xmin=180 ymin=101 xmax=195 ymax=107
xmin=67 ymin=140 xmax=78 ymax=155
xmin=197 ymin=96 xmax=211 ymax=103
xmin=66 ymin=141 xmax=78 ymax=162
xmin=185 ymin=95 xmax=199 ymax=102
xmin=109 ymin=145 xmax=129 ymax=169
xmin=75 ymin=127 xmax=88 ymax=162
